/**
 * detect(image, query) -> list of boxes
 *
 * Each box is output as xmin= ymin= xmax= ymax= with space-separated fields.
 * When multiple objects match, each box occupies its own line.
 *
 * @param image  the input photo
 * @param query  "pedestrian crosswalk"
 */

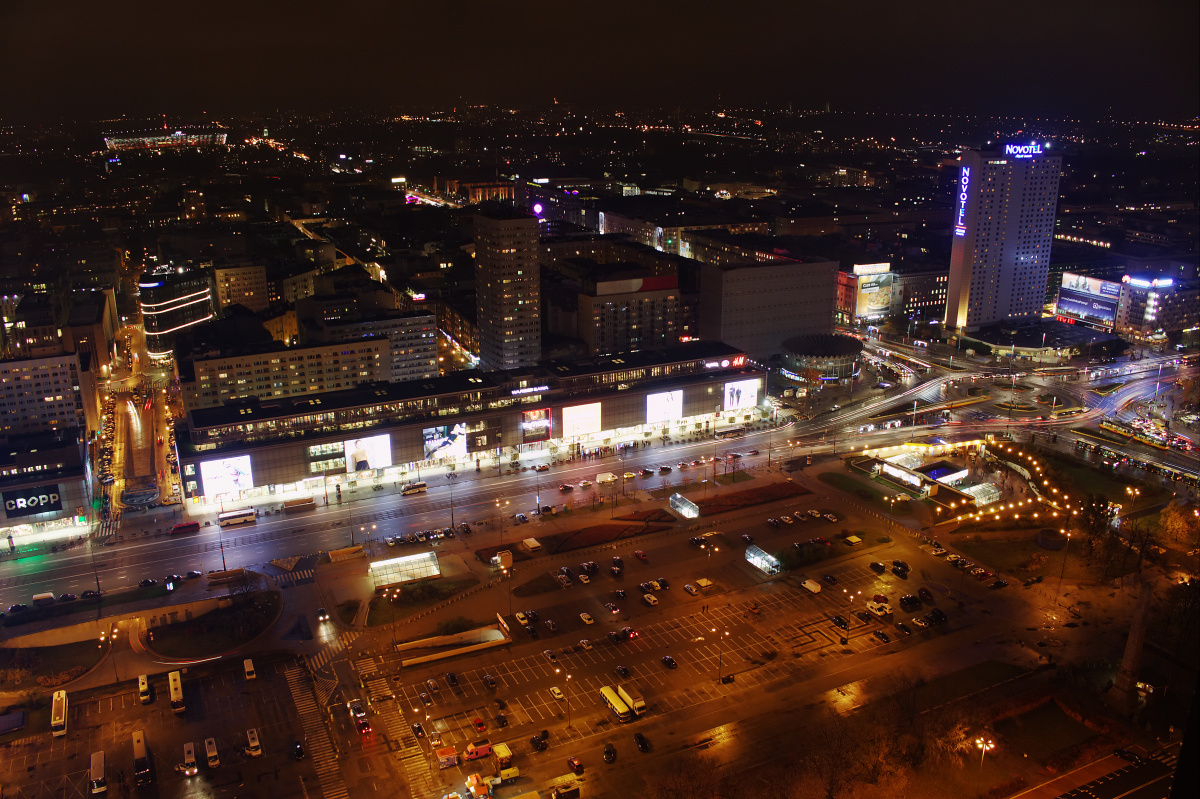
xmin=309 ymin=631 xmax=359 ymax=672
xmin=275 ymin=568 xmax=316 ymax=587
xmin=364 ymin=676 xmax=439 ymax=799
xmin=284 ymin=667 xmax=348 ymax=799
xmin=354 ymin=657 xmax=378 ymax=676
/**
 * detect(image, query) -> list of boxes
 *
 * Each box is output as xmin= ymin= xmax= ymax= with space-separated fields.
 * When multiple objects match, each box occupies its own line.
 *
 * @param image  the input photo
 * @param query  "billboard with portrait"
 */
xmin=646 ymin=390 xmax=683 ymax=424
xmin=421 ymin=425 xmax=467 ymax=460
xmin=855 ymin=272 xmax=894 ymax=318
xmin=200 ymin=455 xmax=255 ymax=496
xmin=344 ymin=433 xmax=393 ymax=472
xmin=562 ymin=402 xmax=603 ymax=437
xmin=723 ymin=378 xmax=759 ymax=411
xmin=521 ymin=408 xmax=552 ymax=444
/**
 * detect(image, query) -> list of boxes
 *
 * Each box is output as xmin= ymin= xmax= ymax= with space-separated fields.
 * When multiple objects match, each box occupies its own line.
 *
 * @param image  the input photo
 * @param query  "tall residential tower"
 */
xmin=474 ymin=208 xmax=541 ymax=371
xmin=945 ymin=144 xmax=1062 ymax=332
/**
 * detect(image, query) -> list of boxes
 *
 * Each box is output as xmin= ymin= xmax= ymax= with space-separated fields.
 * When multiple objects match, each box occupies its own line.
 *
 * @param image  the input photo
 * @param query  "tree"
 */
xmin=1158 ymin=500 xmax=1200 ymax=549
xmin=1077 ymin=494 xmax=1113 ymax=564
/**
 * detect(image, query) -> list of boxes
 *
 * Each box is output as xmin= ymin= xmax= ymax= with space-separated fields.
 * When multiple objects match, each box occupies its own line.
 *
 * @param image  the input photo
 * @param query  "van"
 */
xmin=137 ymin=675 xmax=151 ymax=704
xmin=181 ymin=743 xmax=198 ymax=777
xmin=245 ymin=729 xmax=262 ymax=758
xmin=243 ymin=659 xmax=256 ymax=680
xmin=89 ymin=751 xmax=107 ymax=794
xmin=204 ymin=737 xmax=219 ymax=768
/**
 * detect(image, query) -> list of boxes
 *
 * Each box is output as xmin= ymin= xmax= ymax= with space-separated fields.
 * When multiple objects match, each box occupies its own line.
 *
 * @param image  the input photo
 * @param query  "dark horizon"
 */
xmin=2 ymin=0 xmax=1197 ymax=123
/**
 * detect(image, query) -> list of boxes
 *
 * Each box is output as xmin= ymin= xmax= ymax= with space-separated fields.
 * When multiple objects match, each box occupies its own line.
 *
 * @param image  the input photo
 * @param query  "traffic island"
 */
xmin=0 ymin=639 xmax=107 ymax=694
xmin=694 ymin=480 xmax=810 ymax=516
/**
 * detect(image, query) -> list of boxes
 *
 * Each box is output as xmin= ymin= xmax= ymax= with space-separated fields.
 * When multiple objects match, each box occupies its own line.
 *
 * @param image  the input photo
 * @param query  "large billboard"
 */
xmin=345 ymin=433 xmax=393 ymax=472
xmin=521 ymin=408 xmax=552 ymax=444
xmin=562 ymin=403 xmax=603 ymax=437
xmin=646 ymin=390 xmax=683 ymax=424
xmin=855 ymin=272 xmax=894 ymax=318
xmin=3 ymin=484 xmax=63 ymax=518
xmin=422 ymin=425 xmax=467 ymax=460
xmin=1056 ymin=272 xmax=1121 ymax=327
xmin=724 ymin=379 xmax=759 ymax=411
xmin=200 ymin=455 xmax=255 ymax=496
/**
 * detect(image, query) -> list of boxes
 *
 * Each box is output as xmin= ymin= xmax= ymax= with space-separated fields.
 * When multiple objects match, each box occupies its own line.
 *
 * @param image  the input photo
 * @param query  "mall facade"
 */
xmin=175 ymin=341 xmax=766 ymax=509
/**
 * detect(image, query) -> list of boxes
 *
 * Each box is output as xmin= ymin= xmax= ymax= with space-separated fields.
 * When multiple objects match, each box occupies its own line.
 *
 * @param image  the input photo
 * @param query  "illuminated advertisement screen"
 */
xmin=646 ymin=390 xmax=683 ymax=424
xmin=344 ymin=433 xmax=393 ymax=472
xmin=1061 ymin=272 xmax=1122 ymax=300
xmin=855 ymin=272 xmax=894 ymax=318
xmin=562 ymin=402 xmax=602 ymax=437
xmin=422 ymin=425 xmax=467 ymax=460
xmin=723 ymin=379 xmax=759 ymax=411
xmin=200 ymin=455 xmax=255 ymax=495
xmin=522 ymin=408 xmax=552 ymax=444
xmin=1056 ymin=289 xmax=1117 ymax=327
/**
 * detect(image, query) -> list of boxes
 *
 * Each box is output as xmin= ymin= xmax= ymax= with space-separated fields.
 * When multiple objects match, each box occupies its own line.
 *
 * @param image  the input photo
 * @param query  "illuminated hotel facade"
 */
xmin=945 ymin=145 xmax=1062 ymax=332
xmin=174 ymin=341 xmax=766 ymax=508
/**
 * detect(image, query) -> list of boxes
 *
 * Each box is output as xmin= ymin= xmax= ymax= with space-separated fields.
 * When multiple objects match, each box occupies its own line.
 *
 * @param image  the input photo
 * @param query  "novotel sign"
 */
xmin=954 ymin=166 xmax=971 ymax=237
xmin=1003 ymin=143 xmax=1042 ymax=159
xmin=4 ymin=485 xmax=63 ymax=518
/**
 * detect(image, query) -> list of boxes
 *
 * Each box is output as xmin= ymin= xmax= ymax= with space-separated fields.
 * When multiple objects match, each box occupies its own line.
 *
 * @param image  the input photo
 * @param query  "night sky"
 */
xmin=1 ymin=0 xmax=1196 ymax=120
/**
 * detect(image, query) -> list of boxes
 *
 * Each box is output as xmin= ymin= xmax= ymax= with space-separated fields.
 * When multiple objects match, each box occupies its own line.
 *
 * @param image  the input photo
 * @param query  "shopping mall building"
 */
xmin=176 ymin=341 xmax=766 ymax=510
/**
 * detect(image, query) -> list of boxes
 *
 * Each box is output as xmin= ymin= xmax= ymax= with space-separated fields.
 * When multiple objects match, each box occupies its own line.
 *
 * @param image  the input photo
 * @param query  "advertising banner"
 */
xmin=521 ymin=408 xmax=552 ymax=444
xmin=646 ymin=390 xmax=683 ymax=424
xmin=855 ymin=272 xmax=894 ymax=318
xmin=1061 ymin=272 xmax=1122 ymax=300
xmin=422 ymin=425 xmax=467 ymax=460
xmin=3 ymin=484 xmax=63 ymax=518
xmin=200 ymin=455 xmax=254 ymax=495
xmin=1056 ymin=289 xmax=1117 ymax=327
xmin=723 ymin=379 xmax=759 ymax=411
xmin=562 ymin=402 xmax=603 ymax=437
xmin=345 ymin=433 xmax=393 ymax=472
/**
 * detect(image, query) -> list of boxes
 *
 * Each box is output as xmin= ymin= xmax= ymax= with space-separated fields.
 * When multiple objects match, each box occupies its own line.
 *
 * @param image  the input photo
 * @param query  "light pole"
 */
xmin=1054 ymin=531 xmax=1071 ymax=606
xmin=975 ymin=737 xmax=995 ymax=795
xmin=713 ymin=626 xmax=730 ymax=683
xmin=448 ymin=475 xmax=455 ymax=527
xmin=702 ymin=543 xmax=718 ymax=585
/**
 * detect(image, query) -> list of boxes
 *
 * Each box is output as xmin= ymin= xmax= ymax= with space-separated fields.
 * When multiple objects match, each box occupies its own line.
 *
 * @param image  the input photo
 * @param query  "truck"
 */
xmin=491 ymin=742 xmax=513 ymax=769
xmin=616 ymin=684 xmax=646 ymax=716
xmin=464 ymin=739 xmax=492 ymax=761
xmin=437 ymin=746 xmax=459 ymax=769
xmin=801 ymin=579 xmax=822 ymax=594
xmin=32 ymin=592 xmax=57 ymax=607
xmin=520 ymin=538 xmax=542 ymax=553
xmin=596 ymin=472 xmax=617 ymax=484
xmin=282 ymin=497 xmax=316 ymax=513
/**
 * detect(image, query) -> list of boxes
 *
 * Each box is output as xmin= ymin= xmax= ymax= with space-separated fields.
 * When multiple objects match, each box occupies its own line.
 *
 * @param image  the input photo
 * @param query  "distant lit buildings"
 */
xmin=946 ymin=145 xmax=1062 ymax=332
xmin=474 ymin=208 xmax=541 ymax=371
xmin=139 ymin=267 xmax=214 ymax=359
xmin=103 ymin=127 xmax=227 ymax=151
xmin=214 ymin=264 xmax=269 ymax=314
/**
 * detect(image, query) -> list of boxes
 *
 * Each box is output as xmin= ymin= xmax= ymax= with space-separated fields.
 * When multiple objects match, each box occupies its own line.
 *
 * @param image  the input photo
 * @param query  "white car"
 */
xmin=515 ymin=611 xmax=529 ymax=626
xmin=684 ymin=584 xmax=698 ymax=596
xmin=550 ymin=686 xmax=565 ymax=701
xmin=643 ymin=593 xmax=659 ymax=606
xmin=946 ymin=554 xmax=961 ymax=564
xmin=579 ymin=639 xmax=593 ymax=650
xmin=579 ymin=612 xmax=594 ymax=625
xmin=579 ymin=480 xmax=592 ymax=488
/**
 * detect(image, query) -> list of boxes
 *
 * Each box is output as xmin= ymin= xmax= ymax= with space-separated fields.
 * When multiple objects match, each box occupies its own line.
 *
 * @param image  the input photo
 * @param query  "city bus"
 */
xmin=1051 ymin=406 xmax=1085 ymax=419
xmin=282 ymin=497 xmax=316 ymax=513
xmin=169 ymin=521 xmax=200 ymax=535
xmin=132 ymin=731 xmax=151 ymax=786
xmin=168 ymin=671 xmax=185 ymax=714
xmin=599 ymin=686 xmax=632 ymax=722
xmin=218 ymin=509 xmax=256 ymax=528
xmin=51 ymin=689 xmax=69 ymax=737
xmin=400 ymin=481 xmax=428 ymax=495
xmin=715 ymin=427 xmax=746 ymax=440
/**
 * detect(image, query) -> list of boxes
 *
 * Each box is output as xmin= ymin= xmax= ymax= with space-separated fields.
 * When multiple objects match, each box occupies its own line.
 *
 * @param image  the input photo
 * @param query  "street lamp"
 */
xmin=1054 ymin=531 xmax=1072 ymax=606
xmin=713 ymin=626 xmax=730 ymax=683
xmin=701 ymin=543 xmax=718 ymax=585
xmin=975 ymin=737 xmax=995 ymax=795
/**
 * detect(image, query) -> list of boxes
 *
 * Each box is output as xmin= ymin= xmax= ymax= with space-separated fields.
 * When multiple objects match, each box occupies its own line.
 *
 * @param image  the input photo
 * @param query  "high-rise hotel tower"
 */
xmin=945 ymin=144 xmax=1062 ymax=332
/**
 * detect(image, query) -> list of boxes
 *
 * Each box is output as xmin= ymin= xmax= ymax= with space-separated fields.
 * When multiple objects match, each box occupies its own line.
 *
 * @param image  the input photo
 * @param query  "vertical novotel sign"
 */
xmin=1003 ymin=143 xmax=1042 ymax=159
xmin=954 ymin=166 xmax=970 ymax=237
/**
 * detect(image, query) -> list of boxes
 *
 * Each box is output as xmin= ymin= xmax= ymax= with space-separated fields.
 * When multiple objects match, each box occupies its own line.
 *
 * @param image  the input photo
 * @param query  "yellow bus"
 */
xmin=168 ymin=671 xmax=185 ymax=714
xmin=599 ymin=686 xmax=632 ymax=722
xmin=51 ymin=690 xmax=68 ymax=737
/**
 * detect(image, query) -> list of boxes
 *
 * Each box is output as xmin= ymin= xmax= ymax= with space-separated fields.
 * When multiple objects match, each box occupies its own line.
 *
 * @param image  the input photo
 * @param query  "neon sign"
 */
xmin=954 ymin=166 xmax=970 ymax=237
xmin=1003 ymin=144 xmax=1042 ymax=158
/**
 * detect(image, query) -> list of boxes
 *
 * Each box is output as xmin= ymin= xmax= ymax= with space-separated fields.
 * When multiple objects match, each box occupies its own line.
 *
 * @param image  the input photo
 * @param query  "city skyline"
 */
xmin=1 ymin=0 xmax=1197 ymax=121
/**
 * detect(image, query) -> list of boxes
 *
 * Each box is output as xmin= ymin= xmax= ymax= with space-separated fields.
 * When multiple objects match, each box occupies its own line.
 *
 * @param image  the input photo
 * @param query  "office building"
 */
xmin=474 ymin=208 xmax=541 ymax=371
xmin=301 ymin=310 xmax=439 ymax=383
xmin=945 ymin=145 xmax=1062 ymax=332
xmin=214 ymin=264 xmax=270 ymax=314
xmin=0 ymin=353 xmax=89 ymax=439
xmin=139 ymin=267 xmax=214 ymax=359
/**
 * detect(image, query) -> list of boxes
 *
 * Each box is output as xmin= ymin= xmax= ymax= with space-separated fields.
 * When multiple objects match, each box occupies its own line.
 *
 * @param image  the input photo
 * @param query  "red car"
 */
xmin=634 ymin=550 xmax=647 ymax=561
xmin=473 ymin=717 xmax=487 ymax=733
xmin=567 ymin=756 xmax=583 ymax=773
xmin=872 ymin=593 xmax=888 ymax=604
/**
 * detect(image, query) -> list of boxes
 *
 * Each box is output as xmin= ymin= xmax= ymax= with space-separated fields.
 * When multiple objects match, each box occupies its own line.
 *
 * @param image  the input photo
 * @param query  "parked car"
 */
xmin=634 ymin=732 xmax=651 ymax=752
xmin=661 ymin=655 xmax=677 ymax=669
